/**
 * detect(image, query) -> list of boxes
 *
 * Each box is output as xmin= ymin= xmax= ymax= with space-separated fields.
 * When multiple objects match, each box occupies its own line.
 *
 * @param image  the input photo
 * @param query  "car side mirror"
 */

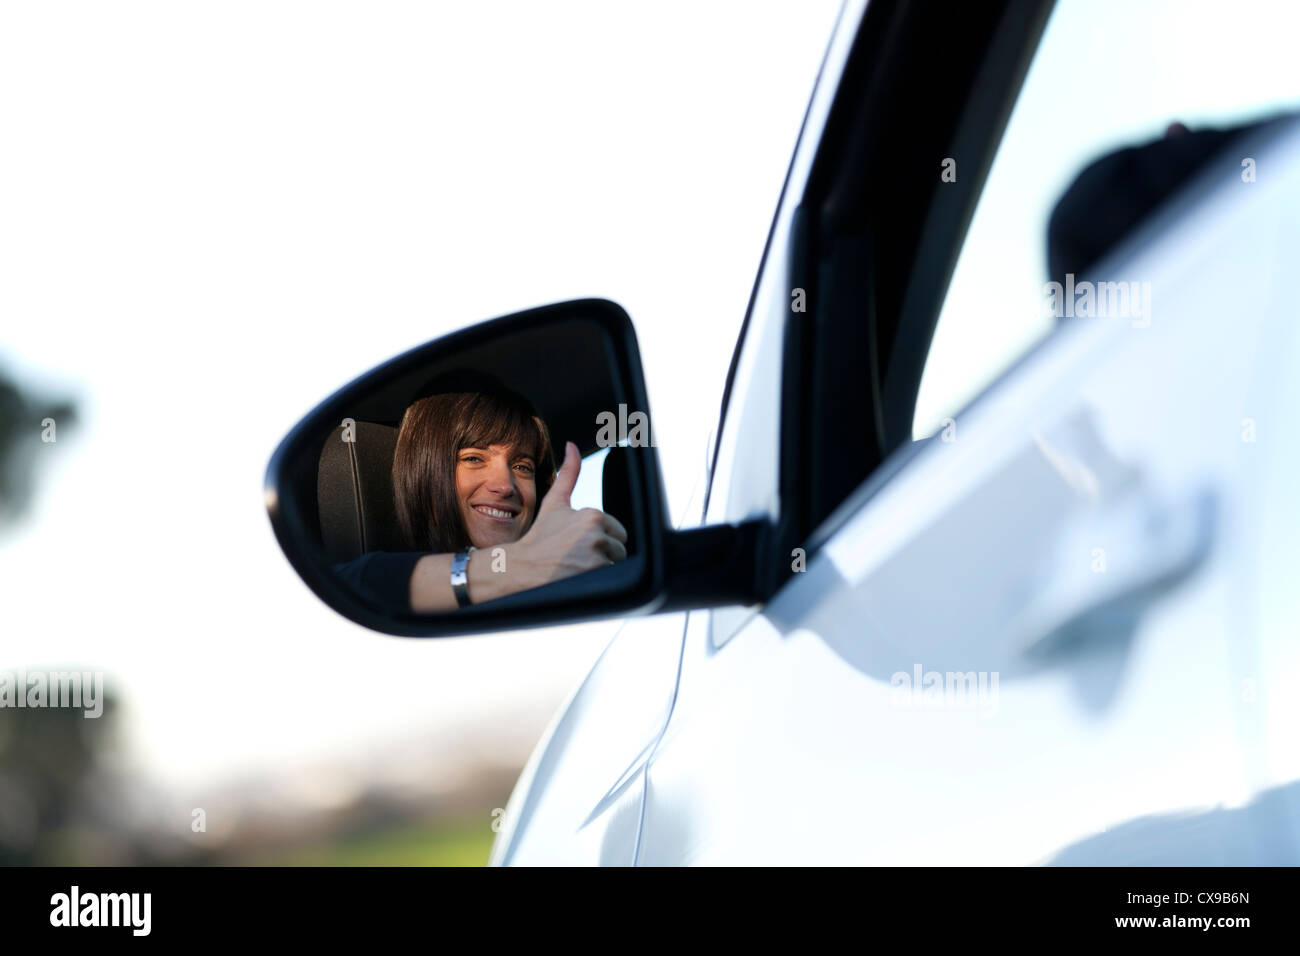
xmin=265 ymin=298 xmax=769 ymax=637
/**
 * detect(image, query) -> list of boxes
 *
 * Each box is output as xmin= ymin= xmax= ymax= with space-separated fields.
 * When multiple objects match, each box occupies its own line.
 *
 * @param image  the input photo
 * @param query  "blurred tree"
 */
xmin=0 ymin=364 xmax=77 ymax=529
xmin=0 ymin=687 xmax=123 ymax=865
xmin=0 ymin=363 xmax=95 ymax=864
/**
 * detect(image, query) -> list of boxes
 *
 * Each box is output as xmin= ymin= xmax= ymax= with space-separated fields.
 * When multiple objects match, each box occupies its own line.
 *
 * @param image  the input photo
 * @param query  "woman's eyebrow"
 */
xmin=460 ymin=444 xmax=534 ymax=460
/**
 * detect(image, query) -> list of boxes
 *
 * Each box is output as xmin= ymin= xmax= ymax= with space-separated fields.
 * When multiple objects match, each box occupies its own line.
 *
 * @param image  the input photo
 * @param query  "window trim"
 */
xmin=766 ymin=0 xmax=1055 ymax=596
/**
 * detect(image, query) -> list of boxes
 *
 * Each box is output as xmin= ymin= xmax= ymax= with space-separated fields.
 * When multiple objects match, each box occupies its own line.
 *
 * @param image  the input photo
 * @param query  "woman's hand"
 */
xmin=407 ymin=441 xmax=628 ymax=612
xmin=504 ymin=441 xmax=628 ymax=589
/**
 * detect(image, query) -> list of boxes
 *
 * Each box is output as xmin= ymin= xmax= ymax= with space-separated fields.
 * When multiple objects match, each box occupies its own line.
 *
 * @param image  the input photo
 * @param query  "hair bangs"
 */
xmin=460 ymin=393 xmax=544 ymax=461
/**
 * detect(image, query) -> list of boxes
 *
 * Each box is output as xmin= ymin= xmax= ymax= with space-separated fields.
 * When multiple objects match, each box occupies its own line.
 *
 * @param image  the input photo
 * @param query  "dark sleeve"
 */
xmin=333 ymin=551 xmax=425 ymax=611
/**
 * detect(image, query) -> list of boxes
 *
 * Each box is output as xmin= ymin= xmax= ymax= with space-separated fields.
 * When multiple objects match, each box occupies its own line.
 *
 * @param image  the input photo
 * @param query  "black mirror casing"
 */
xmin=264 ymin=299 xmax=671 ymax=637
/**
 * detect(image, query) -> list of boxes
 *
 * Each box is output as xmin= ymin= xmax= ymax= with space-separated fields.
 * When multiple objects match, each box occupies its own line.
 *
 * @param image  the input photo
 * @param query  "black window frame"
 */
xmin=705 ymin=0 xmax=1056 ymax=600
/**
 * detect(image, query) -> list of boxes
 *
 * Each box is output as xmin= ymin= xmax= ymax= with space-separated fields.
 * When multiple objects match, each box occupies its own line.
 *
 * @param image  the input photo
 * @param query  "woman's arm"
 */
xmin=407 ymin=547 xmax=540 ymax=612
xmin=408 ymin=441 xmax=627 ymax=612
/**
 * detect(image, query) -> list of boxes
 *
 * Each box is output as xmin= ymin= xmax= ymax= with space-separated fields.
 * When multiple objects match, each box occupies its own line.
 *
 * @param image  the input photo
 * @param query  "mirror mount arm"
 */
xmin=657 ymin=518 xmax=773 ymax=612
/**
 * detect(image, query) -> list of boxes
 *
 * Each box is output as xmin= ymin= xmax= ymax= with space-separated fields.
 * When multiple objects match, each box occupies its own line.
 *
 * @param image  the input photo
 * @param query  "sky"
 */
xmin=0 ymin=1 xmax=841 ymax=795
xmin=3 ymin=0 xmax=1299 ymax=801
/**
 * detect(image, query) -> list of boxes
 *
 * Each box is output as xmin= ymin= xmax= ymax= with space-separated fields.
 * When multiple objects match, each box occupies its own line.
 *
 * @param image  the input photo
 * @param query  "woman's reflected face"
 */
xmin=455 ymin=443 xmax=538 ymax=548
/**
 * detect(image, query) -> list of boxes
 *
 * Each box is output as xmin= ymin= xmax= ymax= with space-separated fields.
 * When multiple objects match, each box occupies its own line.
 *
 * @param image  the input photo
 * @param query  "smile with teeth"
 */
xmin=472 ymin=504 xmax=518 ymax=521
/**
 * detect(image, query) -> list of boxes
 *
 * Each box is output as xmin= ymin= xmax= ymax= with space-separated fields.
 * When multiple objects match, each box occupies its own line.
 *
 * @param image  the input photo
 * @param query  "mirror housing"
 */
xmin=265 ymin=298 xmax=768 ymax=637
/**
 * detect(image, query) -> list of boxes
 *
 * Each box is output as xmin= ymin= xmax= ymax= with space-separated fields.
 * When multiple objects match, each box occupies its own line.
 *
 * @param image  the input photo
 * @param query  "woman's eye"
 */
xmin=460 ymin=455 xmax=483 ymax=464
xmin=514 ymin=463 xmax=535 ymax=475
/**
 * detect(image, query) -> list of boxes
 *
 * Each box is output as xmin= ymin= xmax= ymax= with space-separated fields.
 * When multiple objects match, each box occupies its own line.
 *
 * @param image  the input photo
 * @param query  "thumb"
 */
xmin=538 ymin=441 xmax=580 ymax=514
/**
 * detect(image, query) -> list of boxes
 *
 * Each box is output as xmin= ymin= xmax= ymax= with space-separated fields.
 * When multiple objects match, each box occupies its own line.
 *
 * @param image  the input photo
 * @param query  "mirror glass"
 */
xmin=265 ymin=301 xmax=661 ymax=635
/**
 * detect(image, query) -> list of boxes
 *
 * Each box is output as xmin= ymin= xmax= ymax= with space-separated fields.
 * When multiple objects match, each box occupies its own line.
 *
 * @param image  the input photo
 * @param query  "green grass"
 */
xmin=263 ymin=815 xmax=497 ymax=867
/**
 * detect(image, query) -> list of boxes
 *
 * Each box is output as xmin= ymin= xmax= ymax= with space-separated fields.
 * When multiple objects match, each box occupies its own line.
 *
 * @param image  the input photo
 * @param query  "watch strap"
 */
xmin=450 ymin=546 xmax=475 ymax=608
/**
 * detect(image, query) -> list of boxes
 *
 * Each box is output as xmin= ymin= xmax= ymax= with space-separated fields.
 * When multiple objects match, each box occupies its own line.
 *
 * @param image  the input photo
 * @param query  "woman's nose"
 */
xmin=484 ymin=458 xmax=517 ymax=495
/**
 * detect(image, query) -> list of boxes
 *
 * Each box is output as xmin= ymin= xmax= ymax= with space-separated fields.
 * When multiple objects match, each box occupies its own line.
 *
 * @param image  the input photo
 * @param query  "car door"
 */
xmin=636 ymin=0 xmax=1300 ymax=864
xmin=486 ymin=451 xmax=703 ymax=865
xmin=486 ymin=613 xmax=687 ymax=865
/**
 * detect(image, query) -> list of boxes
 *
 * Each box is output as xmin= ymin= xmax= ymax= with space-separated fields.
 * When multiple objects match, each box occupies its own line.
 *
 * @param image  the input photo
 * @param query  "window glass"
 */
xmin=570 ymin=445 xmax=610 ymax=512
xmin=913 ymin=0 xmax=1300 ymax=440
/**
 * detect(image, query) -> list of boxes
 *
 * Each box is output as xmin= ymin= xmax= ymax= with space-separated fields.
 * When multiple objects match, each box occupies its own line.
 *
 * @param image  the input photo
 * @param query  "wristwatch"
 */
xmin=450 ymin=546 xmax=476 ymax=608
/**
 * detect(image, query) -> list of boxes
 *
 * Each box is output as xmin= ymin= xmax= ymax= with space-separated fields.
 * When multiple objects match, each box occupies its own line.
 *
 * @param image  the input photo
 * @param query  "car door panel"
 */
xmin=637 ymin=121 xmax=1300 ymax=865
xmin=489 ymin=612 xmax=687 ymax=865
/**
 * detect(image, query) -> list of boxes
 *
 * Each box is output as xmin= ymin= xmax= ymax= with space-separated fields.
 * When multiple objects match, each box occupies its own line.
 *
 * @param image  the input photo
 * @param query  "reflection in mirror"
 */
xmin=297 ymin=312 xmax=649 ymax=619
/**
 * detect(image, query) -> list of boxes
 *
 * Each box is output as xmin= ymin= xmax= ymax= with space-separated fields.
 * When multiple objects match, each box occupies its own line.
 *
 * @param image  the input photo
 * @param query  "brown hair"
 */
xmin=392 ymin=389 xmax=555 ymax=553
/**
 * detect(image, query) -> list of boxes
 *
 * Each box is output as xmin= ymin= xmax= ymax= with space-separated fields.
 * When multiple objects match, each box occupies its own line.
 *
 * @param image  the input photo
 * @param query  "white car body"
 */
xmin=491 ymin=1 xmax=1300 ymax=865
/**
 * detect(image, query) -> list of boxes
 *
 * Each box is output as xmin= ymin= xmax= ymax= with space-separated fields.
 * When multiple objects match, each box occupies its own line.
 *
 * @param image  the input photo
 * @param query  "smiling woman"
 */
xmin=329 ymin=371 xmax=630 ymax=616
xmin=272 ymin=300 xmax=663 ymax=636
xmin=393 ymin=385 xmax=556 ymax=554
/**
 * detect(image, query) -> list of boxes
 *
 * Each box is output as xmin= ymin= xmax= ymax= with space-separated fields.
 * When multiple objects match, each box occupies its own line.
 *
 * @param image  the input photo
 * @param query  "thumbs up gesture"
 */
xmin=510 ymin=441 xmax=628 ymax=587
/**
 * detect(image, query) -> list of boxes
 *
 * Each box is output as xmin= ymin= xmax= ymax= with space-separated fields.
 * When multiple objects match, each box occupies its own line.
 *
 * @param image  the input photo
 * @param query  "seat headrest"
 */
xmin=317 ymin=422 xmax=406 ymax=563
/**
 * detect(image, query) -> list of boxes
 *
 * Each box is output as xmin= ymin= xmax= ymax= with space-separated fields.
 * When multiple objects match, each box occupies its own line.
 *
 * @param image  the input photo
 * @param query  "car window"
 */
xmin=570 ymin=446 xmax=609 ymax=512
xmin=912 ymin=0 xmax=1300 ymax=441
